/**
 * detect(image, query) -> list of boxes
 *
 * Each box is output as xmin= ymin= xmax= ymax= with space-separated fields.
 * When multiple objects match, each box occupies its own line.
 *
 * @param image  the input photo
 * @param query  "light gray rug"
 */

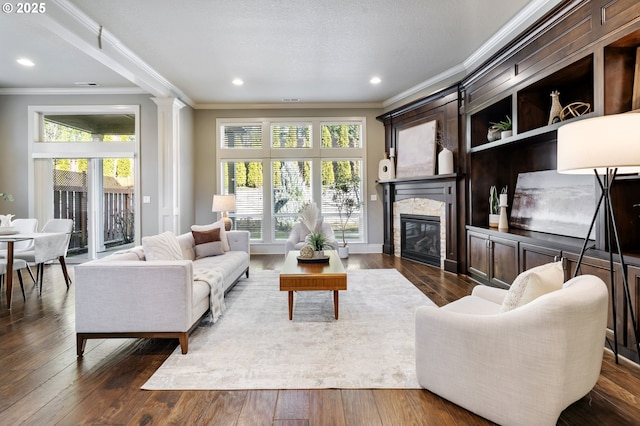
xmin=142 ymin=268 xmax=435 ymax=390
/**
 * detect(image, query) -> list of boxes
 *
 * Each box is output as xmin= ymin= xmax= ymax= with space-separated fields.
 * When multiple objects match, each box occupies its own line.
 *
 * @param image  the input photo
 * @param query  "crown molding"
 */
xmin=40 ymin=0 xmax=194 ymax=107
xmin=383 ymin=0 xmax=564 ymax=109
xmin=194 ymin=102 xmax=383 ymax=110
xmin=0 ymin=87 xmax=148 ymax=96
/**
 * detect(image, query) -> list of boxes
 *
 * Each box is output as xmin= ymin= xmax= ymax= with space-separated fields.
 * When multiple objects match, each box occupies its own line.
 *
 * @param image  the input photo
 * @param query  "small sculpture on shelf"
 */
xmin=560 ymin=102 xmax=591 ymax=120
xmin=548 ymin=90 xmax=563 ymax=125
xmin=498 ymin=187 xmax=509 ymax=231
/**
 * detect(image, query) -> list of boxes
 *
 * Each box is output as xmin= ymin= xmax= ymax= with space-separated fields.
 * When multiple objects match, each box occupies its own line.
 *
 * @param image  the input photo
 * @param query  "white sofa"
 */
xmin=75 ymin=229 xmax=250 ymax=356
xmin=415 ymin=273 xmax=608 ymax=426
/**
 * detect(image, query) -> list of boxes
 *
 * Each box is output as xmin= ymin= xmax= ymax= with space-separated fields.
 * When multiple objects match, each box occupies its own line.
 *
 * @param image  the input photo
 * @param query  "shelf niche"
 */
xmin=517 ymin=54 xmax=594 ymax=134
xmin=470 ymin=96 xmax=512 ymax=149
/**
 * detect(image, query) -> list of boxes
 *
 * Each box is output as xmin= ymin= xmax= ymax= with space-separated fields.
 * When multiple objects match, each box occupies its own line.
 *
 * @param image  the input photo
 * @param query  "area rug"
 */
xmin=142 ymin=268 xmax=435 ymax=390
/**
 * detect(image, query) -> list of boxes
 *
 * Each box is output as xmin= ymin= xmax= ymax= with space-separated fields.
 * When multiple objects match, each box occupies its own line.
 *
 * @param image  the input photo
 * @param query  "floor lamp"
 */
xmin=557 ymin=113 xmax=640 ymax=364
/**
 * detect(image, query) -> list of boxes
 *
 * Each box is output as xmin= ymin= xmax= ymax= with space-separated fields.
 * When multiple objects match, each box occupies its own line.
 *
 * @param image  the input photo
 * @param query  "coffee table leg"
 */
xmin=334 ymin=290 xmax=339 ymax=319
xmin=288 ymin=291 xmax=293 ymax=320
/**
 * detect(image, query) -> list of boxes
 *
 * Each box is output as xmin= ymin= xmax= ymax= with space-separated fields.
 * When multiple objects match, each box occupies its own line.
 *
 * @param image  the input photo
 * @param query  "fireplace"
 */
xmin=401 ymin=214 xmax=441 ymax=267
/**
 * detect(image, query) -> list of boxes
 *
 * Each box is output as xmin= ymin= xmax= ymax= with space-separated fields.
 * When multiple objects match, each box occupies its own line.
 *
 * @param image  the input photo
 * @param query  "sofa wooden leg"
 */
xmin=245 ymin=268 xmax=250 ymax=278
xmin=179 ymin=333 xmax=188 ymax=354
xmin=77 ymin=334 xmax=86 ymax=357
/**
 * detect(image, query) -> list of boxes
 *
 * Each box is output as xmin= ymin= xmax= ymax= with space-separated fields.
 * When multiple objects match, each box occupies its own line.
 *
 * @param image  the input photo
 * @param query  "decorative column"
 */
xmin=152 ymin=97 xmax=185 ymax=234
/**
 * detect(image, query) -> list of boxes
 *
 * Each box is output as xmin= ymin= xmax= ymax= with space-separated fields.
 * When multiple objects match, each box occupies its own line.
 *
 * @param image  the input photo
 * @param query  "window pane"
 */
xmin=321 ymin=160 xmax=363 ymax=245
xmin=44 ymin=115 xmax=135 ymax=142
xmin=222 ymin=124 xmax=262 ymax=149
xmin=271 ymin=124 xmax=311 ymax=148
xmin=273 ymin=160 xmax=312 ymax=239
xmin=320 ymin=123 xmax=362 ymax=148
xmin=222 ymin=161 xmax=264 ymax=239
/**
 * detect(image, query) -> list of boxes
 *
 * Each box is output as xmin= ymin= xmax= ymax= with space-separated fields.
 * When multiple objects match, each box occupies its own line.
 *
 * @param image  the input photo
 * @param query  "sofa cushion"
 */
xmin=142 ymin=231 xmax=183 ymax=261
xmin=192 ymin=227 xmax=221 ymax=245
xmin=195 ymin=241 xmax=224 ymax=259
xmin=191 ymin=220 xmax=230 ymax=251
xmin=500 ymin=261 xmax=564 ymax=312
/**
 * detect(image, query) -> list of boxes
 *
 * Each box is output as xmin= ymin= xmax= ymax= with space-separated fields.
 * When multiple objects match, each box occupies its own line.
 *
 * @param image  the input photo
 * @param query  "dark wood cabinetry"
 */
xmin=461 ymin=0 xmax=640 ymax=361
xmin=467 ymin=230 xmax=518 ymax=288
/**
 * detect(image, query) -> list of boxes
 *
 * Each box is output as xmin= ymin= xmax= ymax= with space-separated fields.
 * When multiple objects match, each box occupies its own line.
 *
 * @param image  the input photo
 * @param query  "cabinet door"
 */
xmin=489 ymin=236 xmax=519 ymax=288
xmin=467 ymin=231 xmax=489 ymax=281
xmin=520 ymin=243 xmax=561 ymax=272
xmin=627 ymin=265 xmax=640 ymax=358
xmin=564 ymin=252 xmax=625 ymax=344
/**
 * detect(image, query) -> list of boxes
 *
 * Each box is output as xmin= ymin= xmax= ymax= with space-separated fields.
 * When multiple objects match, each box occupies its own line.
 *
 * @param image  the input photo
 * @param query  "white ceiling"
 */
xmin=0 ymin=0 xmax=563 ymax=109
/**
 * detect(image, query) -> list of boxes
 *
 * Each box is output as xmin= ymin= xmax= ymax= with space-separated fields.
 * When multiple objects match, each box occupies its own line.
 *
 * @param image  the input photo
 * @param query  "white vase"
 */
xmin=498 ymin=194 xmax=509 ymax=230
xmin=337 ymin=246 xmax=349 ymax=259
xmin=501 ymin=130 xmax=513 ymax=139
xmin=438 ymin=148 xmax=454 ymax=175
xmin=489 ymin=214 xmax=500 ymax=228
xmin=313 ymin=250 xmax=325 ymax=258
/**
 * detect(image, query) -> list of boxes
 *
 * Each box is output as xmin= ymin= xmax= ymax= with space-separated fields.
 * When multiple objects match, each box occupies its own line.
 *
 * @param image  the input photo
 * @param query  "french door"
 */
xmin=29 ymin=106 xmax=140 ymax=260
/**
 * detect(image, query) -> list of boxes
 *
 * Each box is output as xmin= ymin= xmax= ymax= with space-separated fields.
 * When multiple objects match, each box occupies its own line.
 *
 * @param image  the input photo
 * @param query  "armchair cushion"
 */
xmin=142 ymin=231 xmax=183 ymax=261
xmin=500 ymin=260 xmax=564 ymax=312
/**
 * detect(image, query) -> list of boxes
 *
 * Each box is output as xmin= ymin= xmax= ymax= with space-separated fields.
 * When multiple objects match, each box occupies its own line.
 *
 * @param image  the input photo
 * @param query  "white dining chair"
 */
xmin=14 ymin=218 xmax=74 ymax=293
xmin=0 ymin=258 xmax=28 ymax=300
xmin=0 ymin=218 xmax=39 ymax=283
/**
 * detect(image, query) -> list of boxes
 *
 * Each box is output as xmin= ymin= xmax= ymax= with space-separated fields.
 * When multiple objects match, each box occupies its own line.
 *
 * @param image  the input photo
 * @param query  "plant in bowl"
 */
xmin=299 ymin=202 xmax=335 ymax=255
xmin=490 ymin=116 xmax=512 ymax=139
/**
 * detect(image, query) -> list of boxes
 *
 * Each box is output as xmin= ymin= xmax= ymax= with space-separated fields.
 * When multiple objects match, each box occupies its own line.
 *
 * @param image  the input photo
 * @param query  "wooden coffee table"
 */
xmin=279 ymin=250 xmax=347 ymax=320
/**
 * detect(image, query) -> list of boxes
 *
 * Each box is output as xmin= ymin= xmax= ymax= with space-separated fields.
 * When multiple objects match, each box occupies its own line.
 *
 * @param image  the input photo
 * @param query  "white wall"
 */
xmin=193 ymin=107 xmax=386 ymax=248
xmin=0 ymin=94 xmax=196 ymax=238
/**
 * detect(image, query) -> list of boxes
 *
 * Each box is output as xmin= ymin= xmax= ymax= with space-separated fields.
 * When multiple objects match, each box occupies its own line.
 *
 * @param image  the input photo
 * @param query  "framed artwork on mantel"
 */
xmin=396 ymin=120 xmax=437 ymax=179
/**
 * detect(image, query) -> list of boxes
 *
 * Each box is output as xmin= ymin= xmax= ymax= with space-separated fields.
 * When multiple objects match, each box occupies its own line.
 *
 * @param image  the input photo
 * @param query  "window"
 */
xmin=217 ymin=117 xmax=366 ymax=245
xmin=29 ymin=106 xmax=140 ymax=260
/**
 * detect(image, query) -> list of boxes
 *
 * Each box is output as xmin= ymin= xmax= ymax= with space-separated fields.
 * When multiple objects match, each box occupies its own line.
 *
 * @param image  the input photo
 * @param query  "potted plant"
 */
xmin=331 ymin=176 xmax=362 ymax=258
xmin=489 ymin=186 xmax=500 ymax=227
xmin=490 ymin=116 xmax=512 ymax=139
xmin=489 ymin=186 xmax=508 ymax=227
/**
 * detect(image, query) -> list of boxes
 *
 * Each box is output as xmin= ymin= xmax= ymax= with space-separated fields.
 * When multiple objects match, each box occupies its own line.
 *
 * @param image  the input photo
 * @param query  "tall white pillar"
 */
xmin=152 ymin=97 xmax=185 ymax=234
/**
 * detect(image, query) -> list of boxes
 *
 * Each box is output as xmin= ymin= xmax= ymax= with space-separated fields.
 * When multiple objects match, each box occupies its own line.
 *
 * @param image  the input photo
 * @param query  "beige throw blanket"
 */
xmin=193 ymin=267 xmax=226 ymax=323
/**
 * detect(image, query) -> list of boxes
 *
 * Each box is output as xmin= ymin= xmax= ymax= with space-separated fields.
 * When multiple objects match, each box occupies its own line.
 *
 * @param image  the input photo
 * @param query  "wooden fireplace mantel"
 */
xmin=378 ymin=174 xmax=459 ymax=273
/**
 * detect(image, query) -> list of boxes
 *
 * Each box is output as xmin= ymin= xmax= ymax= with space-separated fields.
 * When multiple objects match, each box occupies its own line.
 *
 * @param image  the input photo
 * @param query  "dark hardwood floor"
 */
xmin=1 ymin=254 xmax=639 ymax=425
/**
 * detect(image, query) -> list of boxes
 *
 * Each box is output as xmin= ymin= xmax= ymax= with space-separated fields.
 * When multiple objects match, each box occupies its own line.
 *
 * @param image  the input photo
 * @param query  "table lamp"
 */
xmin=212 ymin=194 xmax=236 ymax=231
xmin=557 ymin=112 xmax=640 ymax=364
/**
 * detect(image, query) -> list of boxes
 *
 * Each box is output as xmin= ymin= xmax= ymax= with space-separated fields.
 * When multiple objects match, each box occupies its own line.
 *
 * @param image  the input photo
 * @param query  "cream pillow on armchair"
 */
xmin=500 ymin=260 xmax=565 ymax=312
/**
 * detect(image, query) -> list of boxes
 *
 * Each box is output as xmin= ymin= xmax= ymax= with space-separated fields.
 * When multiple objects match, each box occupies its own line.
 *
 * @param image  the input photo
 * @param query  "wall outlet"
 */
xmin=143 ymin=196 xmax=151 ymax=204
xmin=370 ymin=194 xmax=377 ymax=201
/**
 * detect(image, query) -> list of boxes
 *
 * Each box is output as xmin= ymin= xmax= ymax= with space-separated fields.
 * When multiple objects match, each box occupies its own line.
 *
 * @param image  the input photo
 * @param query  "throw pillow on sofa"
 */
xmin=192 ymin=227 xmax=225 ymax=259
xmin=191 ymin=220 xmax=230 ymax=251
xmin=142 ymin=231 xmax=183 ymax=261
xmin=500 ymin=260 xmax=565 ymax=312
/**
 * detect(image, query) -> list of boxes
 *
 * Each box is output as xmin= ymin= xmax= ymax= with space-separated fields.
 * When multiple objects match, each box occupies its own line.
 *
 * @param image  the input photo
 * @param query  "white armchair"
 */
xmin=285 ymin=220 xmax=337 ymax=254
xmin=415 ymin=274 xmax=608 ymax=426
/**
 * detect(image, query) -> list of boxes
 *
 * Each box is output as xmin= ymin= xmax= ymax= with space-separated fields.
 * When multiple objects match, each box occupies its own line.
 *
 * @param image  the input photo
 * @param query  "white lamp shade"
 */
xmin=212 ymin=194 xmax=236 ymax=212
xmin=557 ymin=113 xmax=640 ymax=174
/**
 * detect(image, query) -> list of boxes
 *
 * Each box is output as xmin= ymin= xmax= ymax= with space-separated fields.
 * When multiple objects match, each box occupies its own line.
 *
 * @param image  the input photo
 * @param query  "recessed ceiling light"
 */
xmin=370 ymin=76 xmax=381 ymax=85
xmin=232 ymin=78 xmax=244 ymax=86
xmin=17 ymin=58 xmax=35 ymax=67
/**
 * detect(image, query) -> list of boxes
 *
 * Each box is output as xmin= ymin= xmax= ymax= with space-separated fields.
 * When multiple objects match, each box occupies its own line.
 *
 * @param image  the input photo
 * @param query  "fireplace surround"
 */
xmin=379 ymin=175 xmax=459 ymax=272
